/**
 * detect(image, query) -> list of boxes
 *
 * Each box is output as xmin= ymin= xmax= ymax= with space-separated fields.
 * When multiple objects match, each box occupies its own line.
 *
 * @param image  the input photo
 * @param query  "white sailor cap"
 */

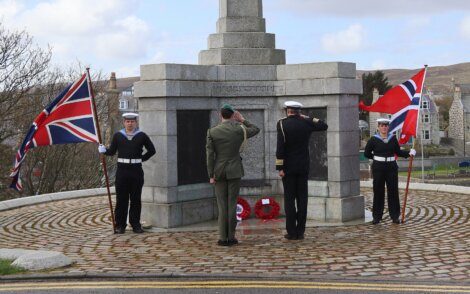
xmin=284 ymin=101 xmax=303 ymax=109
xmin=122 ymin=112 xmax=139 ymax=120
xmin=377 ymin=118 xmax=391 ymax=124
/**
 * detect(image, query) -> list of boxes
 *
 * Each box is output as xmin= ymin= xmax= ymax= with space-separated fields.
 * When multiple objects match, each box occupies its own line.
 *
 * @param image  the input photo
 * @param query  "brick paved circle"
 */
xmin=0 ymin=188 xmax=468 ymax=281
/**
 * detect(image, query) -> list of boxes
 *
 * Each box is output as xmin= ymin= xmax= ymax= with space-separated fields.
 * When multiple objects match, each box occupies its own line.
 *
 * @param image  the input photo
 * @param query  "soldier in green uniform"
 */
xmin=206 ymin=104 xmax=260 ymax=246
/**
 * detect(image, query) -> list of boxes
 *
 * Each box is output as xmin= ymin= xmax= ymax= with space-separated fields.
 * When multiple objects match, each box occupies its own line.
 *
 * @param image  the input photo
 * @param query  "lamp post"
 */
xmin=464 ymin=111 xmax=467 ymax=158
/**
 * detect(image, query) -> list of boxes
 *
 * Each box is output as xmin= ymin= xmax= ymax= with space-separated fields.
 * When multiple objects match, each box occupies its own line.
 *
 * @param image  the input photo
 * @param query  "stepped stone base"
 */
xmin=199 ymin=48 xmax=285 ymax=65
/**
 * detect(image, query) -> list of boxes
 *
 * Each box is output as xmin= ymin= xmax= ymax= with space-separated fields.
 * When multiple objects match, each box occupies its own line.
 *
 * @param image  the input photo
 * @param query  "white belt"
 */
xmin=118 ymin=158 xmax=142 ymax=164
xmin=373 ymin=156 xmax=395 ymax=162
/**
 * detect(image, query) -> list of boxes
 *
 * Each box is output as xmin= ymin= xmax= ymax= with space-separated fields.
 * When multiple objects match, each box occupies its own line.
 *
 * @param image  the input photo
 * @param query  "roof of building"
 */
xmin=421 ymin=94 xmax=438 ymax=113
xmin=115 ymin=77 xmax=139 ymax=91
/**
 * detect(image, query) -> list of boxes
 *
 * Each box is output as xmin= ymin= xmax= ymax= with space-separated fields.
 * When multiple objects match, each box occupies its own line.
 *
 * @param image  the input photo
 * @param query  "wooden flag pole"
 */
xmin=401 ymin=141 xmax=415 ymax=224
xmin=401 ymin=65 xmax=428 ymax=224
xmin=86 ymin=68 xmax=116 ymax=233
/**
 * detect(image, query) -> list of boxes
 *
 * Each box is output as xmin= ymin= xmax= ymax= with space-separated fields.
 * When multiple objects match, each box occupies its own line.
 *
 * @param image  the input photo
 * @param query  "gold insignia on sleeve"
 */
xmin=276 ymin=159 xmax=284 ymax=165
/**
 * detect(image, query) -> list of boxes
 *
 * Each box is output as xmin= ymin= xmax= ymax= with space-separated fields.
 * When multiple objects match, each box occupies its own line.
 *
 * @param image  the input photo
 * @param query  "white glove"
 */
xmin=409 ymin=148 xmax=416 ymax=157
xmin=98 ymin=144 xmax=107 ymax=154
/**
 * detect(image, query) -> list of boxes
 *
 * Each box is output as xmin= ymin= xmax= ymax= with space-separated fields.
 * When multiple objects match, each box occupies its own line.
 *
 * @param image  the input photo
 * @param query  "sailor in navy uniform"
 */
xmin=98 ymin=112 xmax=156 ymax=234
xmin=364 ymin=118 xmax=416 ymax=224
xmin=276 ymin=101 xmax=328 ymax=240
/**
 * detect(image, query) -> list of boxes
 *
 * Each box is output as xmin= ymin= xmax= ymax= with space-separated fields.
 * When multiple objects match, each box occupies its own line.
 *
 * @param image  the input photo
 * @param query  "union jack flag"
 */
xmin=10 ymin=72 xmax=99 ymax=191
xmin=359 ymin=67 xmax=427 ymax=144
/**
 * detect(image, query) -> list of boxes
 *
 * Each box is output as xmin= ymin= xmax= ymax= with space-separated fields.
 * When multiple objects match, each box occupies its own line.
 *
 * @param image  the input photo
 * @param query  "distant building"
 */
xmin=368 ymin=88 xmax=440 ymax=145
xmin=104 ymin=73 xmax=139 ymax=140
xmin=419 ymin=92 xmax=440 ymax=145
xmin=118 ymin=85 xmax=138 ymax=113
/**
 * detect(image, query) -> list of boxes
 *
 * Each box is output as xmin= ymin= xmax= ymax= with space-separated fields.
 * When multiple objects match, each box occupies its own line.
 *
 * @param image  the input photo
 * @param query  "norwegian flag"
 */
xmin=10 ymin=72 xmax=99 ymax=191
xmin=359 ymin=67 xmax=427 ymax=144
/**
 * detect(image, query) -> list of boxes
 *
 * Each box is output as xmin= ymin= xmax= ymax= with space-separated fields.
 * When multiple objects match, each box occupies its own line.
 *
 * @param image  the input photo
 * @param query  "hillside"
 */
xmin=115 ymin=63 xmax=470 ymax=98
xmin=357 ymin=62 xmax=470 ymax=97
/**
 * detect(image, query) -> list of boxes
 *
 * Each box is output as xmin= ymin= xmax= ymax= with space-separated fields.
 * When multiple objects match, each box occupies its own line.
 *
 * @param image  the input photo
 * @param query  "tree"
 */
xmin=359 ymin=71 xmax=392 ymax=121
xmin=0 ymin=22 xmax=112 ymax=199
xmin=0 ymin=22 xmax=52 ymax=144
xmin=0 ymin=22 xmax=51 ymax=199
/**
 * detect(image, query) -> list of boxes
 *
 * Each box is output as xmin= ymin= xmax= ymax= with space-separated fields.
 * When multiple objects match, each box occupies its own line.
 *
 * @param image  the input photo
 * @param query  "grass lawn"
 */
xmin=0 ymin=259 xmax=26 ymax=275
xmin=398 ymin=164 xmax=468 ymax=178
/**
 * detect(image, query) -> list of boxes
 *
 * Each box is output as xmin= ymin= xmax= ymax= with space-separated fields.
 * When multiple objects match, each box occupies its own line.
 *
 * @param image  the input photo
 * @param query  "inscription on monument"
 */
xmin=212 ymin=84 xmax=284 ymax=96
xmin=305 ymin=107 xmax=328 ymax=181
xmin=177 ymin=110 xmax=210 ymax=185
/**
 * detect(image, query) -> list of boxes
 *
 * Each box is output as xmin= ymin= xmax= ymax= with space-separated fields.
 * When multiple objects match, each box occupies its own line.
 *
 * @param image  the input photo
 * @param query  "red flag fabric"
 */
xmin=359 ymin=68 xmax=426 ymax=114
xmin=360 ymin=68 xmax=427 ymax=144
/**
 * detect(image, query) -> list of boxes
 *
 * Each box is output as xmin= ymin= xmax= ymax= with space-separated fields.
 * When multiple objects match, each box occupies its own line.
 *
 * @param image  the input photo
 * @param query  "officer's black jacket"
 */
xmin=276 ymin=115 xmax=328 ymax=174
xmin=105 ymin=130 xmax=156 ymax=167
xmin=364 ymin=135 xmax=409 ymax=160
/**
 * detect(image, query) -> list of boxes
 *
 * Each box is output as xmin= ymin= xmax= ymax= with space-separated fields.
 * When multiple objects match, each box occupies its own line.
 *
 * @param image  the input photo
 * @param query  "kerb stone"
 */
xmin=11 ymin=250 xmax=73 ymax=271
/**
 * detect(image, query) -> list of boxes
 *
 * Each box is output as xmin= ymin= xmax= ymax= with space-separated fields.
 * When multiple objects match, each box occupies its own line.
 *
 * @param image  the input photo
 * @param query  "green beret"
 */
xmin=221 ymin=103 xmax=235 ymax=113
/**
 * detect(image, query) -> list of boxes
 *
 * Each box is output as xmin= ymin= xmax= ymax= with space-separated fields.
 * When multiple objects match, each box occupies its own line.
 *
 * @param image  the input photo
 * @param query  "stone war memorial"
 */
xmin=134 ymin=0 xmax=363 ymax=228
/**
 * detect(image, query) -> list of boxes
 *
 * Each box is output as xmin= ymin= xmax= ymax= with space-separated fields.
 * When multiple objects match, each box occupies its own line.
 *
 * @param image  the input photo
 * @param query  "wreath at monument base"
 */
xmin=254 ymin=197 xmax=280 ymax=219
xmin=236 ymin=197 xmax=251 ymax=220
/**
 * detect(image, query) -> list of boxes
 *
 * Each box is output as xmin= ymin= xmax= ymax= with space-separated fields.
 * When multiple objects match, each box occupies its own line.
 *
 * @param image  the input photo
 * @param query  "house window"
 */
xmin=122 ymin=86 xmax=134 ymax=97
xmin=119 ymin=99 xmax=128 ymax=110
xmin=422 ymin=114 xmax=430 ymax=123
xmin=422 ymin=100 xmax=429 ymax=109
xmin=422 ymin=130 xmax=430 ymax=140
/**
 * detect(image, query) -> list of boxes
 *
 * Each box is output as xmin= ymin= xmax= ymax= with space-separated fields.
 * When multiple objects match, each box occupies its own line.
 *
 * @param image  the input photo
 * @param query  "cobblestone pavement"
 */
xmin=0 ymin=188 xmax=468 ymax=282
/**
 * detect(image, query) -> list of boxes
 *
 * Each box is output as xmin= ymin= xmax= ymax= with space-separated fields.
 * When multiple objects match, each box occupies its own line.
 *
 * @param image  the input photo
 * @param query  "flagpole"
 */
xmin=401 ymin=65 xmax=428 ymax=224
xmin=86 ymin=68 xmax=116 ymax=233
xmin=401 ymin=140 xmax=415 ymax=224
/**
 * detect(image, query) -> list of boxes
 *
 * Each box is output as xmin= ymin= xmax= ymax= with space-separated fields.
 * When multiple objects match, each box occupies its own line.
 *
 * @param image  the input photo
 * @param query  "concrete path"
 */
xmin=0 ymin=188 xmax=468 ymax=282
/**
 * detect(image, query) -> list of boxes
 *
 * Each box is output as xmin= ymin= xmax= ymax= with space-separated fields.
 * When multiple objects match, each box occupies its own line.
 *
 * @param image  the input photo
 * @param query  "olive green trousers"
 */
xmin=214 ymin=178 xmax=241 ymax=241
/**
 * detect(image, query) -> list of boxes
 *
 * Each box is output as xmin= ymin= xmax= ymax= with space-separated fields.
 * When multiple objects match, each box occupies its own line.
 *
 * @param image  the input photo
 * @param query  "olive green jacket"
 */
xmin=206 ymin=119 xmax=260 ymax=180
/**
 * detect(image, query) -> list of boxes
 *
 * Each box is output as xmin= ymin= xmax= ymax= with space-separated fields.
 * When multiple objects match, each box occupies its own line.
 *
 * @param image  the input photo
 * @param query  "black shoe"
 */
xmin=392 ymin=218 xmax=401 ymax=224
xmin=228 ymin=238 xmax=239 ymax=246
xmin=297 ymin=234 xmax=304 ymax=240
xmin=115 ymin=227 xmax=125 ymax=234
xmin=217 ymin=240 xmax=229 ymax=246
xmin=372 ymin=219 xmax=380 ymax=225
xmin=284 ymin=234 xmax=297 ymax=240
xmin=132 ymin=227 xmax=145 ymax=233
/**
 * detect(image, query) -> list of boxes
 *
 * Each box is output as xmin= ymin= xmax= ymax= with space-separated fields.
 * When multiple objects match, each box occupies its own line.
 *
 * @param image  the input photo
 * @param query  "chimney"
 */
xmin=372 ymin=88 xmax=379 ymax=102
xmin=108 ymin=72 xmax=117 ymax=90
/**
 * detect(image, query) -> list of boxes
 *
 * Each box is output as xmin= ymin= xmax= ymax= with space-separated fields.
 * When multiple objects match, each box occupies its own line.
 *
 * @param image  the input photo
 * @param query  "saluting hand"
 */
xmin=233 ymin=111 xmax=245 ymax=123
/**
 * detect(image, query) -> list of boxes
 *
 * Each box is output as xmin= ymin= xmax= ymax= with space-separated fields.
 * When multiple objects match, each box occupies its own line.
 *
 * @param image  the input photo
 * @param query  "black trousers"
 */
xmin=114 ymin=167 xmax=144 ymax=229
xmin=282 ymin=173 xmax=309 ymax=237
xmin=372 ymin=161 xmax=400 ymax=221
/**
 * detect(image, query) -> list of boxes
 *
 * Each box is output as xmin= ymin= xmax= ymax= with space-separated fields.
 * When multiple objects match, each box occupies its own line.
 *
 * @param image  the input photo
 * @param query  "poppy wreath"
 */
xmin=254 ymin=197 xmax=280 ymax=219
xmin=236 ymin=197 xmax=251 ymax=220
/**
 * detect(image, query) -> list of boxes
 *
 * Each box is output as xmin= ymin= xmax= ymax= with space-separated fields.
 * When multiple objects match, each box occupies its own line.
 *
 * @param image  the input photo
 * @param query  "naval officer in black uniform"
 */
xmin=364 ymin=118 xmax=416 ymax=224
xmin=276 ymin=101 xmax=328 ymax=240
xmin=98 ymin=112 xmax=156 ymax=234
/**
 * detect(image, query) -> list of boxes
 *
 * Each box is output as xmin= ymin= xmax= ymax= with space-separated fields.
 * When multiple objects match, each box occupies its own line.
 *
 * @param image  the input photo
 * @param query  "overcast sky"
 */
xmin=1 ymin=0 xmax=469 ymax=78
